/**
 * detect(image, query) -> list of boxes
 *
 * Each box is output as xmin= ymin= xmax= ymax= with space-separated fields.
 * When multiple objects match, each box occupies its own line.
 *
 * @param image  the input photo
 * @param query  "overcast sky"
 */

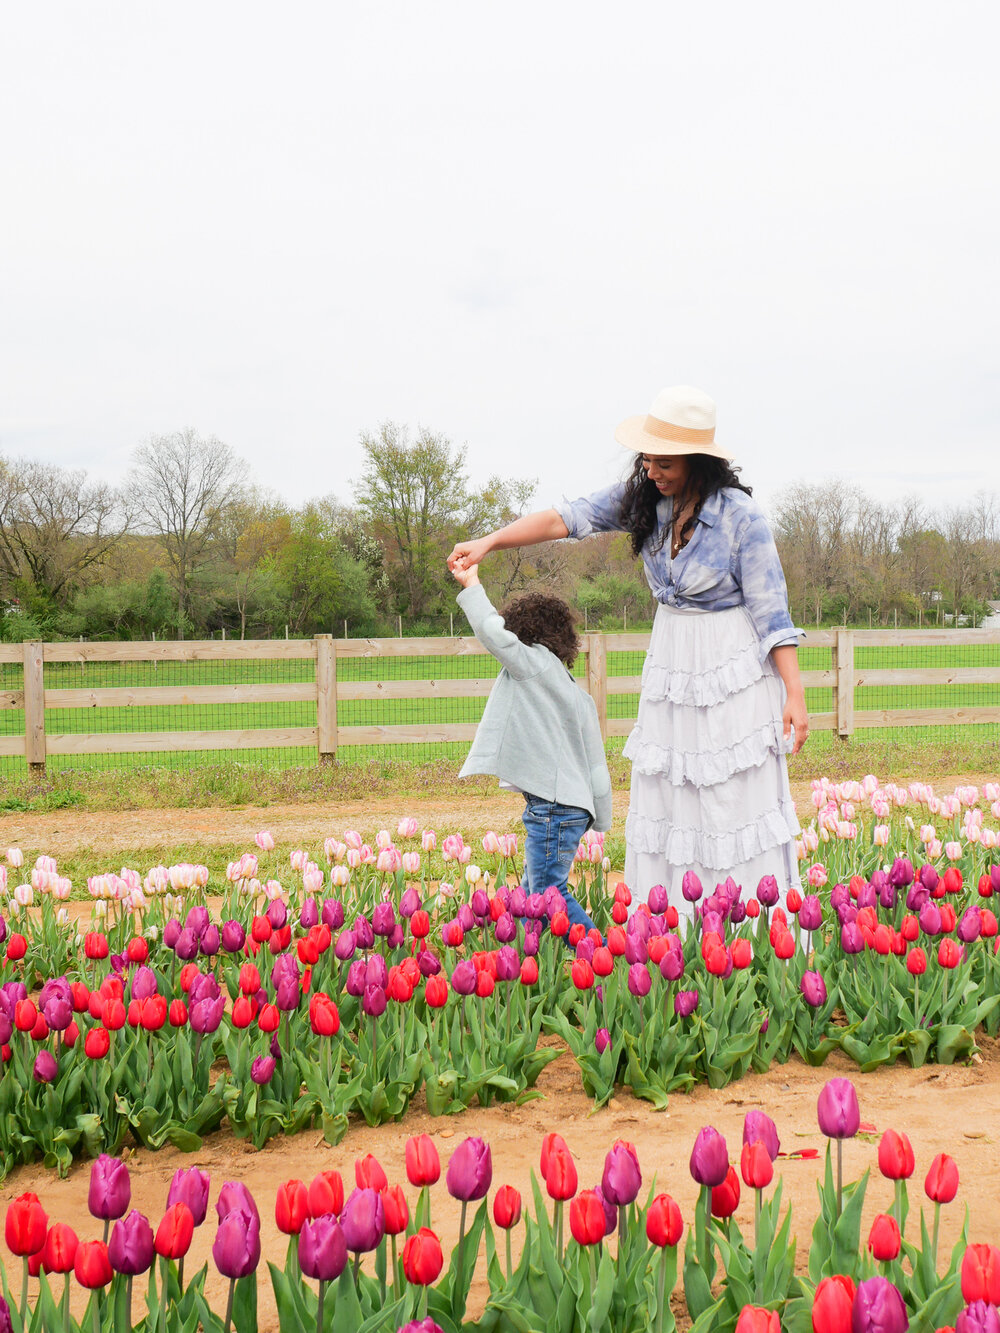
xmin=2 ymin=1 xmax=997 ymax=522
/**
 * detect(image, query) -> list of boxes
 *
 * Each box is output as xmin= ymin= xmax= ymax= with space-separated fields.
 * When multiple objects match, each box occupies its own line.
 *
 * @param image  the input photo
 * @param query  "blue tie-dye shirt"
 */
xmin=555 ymin=483 xmax=803 ymax=661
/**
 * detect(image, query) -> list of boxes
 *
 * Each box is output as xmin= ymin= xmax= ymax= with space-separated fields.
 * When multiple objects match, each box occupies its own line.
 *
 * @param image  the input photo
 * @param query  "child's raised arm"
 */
xmin=450 ymin=561 xmax=480 ymax=590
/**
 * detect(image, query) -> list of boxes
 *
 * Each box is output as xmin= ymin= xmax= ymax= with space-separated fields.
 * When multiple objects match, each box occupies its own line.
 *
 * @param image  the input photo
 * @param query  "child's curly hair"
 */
xmin=501 ymin=592 xmax=580 ymax=667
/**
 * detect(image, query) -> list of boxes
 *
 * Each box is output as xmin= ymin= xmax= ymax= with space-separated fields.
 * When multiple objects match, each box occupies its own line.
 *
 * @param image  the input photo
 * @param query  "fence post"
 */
xmin=315 ymin=634 xmax=337 ymax=764
xmin=833 ymin=628 xmax=855 ymax=739
xmin=23 ymin=641 xmax=47 ymax=775
xmin=586 ymin=633 xmax=608 ymax=742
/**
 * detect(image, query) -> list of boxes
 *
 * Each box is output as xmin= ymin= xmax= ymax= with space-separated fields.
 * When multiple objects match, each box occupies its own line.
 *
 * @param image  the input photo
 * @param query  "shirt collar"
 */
xmin=697 ymin=490 xmax=724 ymax=527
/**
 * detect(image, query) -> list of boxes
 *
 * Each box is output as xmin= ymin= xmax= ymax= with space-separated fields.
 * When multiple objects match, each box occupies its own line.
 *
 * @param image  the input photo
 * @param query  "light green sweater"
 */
xmin=456 ymin=583 xmax=612 ymax=831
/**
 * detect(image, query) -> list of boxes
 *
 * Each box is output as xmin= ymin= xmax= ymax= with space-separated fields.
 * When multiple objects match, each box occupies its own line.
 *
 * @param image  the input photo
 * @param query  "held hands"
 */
xmin=447 ymin=536 xmax=493 ymax=572
xmin=783 ymin=690 xmax=809 ymax=755
xmin=450 ymin=560 xmax=480 ymax=590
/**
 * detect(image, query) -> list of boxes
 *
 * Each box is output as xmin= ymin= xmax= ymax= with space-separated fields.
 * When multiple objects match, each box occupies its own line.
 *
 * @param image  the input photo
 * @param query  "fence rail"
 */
xmin=1 ymin=628 xmax=999 ymax=773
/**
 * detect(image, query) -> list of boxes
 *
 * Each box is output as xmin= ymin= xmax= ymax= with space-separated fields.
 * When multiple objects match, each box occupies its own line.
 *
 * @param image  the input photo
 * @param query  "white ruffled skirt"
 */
xmin=623 ymin=602 xmax=801 ymax=916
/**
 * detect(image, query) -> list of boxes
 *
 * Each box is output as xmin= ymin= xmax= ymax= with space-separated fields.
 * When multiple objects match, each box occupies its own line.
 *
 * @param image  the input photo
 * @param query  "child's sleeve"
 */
xmin=456 ymin=584 xmax=545 ymax=680
xmin=582 ymin=696 xmax=613 ymax=832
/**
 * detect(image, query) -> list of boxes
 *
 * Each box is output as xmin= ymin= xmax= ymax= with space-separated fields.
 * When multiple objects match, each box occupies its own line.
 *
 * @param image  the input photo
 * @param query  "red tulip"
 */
xmin=938 ymin=939 xmax=962 ymax=969
xmin=154 ymin=1204 xmax=194 ymax=1259
xmin=740 ymin=1141 xmax=774 ymax=1190
xmin=355 ymin=1154 xmax=387 ymax=1192
xmin=645 ymin=1194 xmax=682 ymax=1247
xmin=868 ymin=1213 xmax=901 ymax=1262
xmin=425 ymin=975 xmax=449 ymax=1007
xmin=308 ymin=1170 xmax=344 ymax=1219
xmin=5 ymin=1193 xmax=48 ymax=1256
xmin=74 ymin=1239 xmax=112 ymax=1289
xmin=812 ymin=1275 xmax=855 ymax=1333
xmin=401 ymin=1227 xmax=443 ymax=1285
xmin=544 ymin=1143 xmax=578 ymax=1201
xmin=493 ymin=1186 xmax=522 ymax=1229
xmin=520 ymin=958 xmax=539 ymax=985
xmin=711 ymin=1166 xmax=740 ymax=1219
xmin=907 ymin=948 xmax=927 ymax=975
xmin=924 ymin=1153 xmax=959 ymax=1204
xmin=593 ymin=946 xmax=614 ymax=976
xmin=381 ymin=1185 xmax=409 ymax=1237
xmin=569 ymin=1191 xmax=606 ymax=1246
xmin=571 ymin=959 xmax=594 ymax=990
xmin=275 ymin=1180 xmax=309 ymax=1235
xmin=84 ymin=1026 xmax=110 ymax=1059
xmin=961 ymin=1244 xmax=1000 ymax=1304
xmin=877 ymin=1129 xmax=915 ymax=1180
xmin=41 ymin=1223 xmax=78 ymax=1275
xmin=168 ymin=999 xmax=188 ymax=1027
xmin=6 ymin=933 xmax=27 ymax=961
xmin=405 ymin=1135 xmax=441 ymax=1188
xmin=735 ymin=1307 xmax=779 ymax=1333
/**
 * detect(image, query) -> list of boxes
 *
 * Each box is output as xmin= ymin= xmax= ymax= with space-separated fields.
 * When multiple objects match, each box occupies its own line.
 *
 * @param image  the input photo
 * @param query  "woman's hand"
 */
xmin=783 ymin=689 xmax=809 ymax=754
xmin=447 ymin=536 xmax=494 ymax=571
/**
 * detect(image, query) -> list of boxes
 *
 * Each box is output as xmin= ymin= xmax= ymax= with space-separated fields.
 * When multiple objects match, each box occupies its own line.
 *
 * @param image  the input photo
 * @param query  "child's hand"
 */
xmin=451 ymin=561 xmax=480 ymax=589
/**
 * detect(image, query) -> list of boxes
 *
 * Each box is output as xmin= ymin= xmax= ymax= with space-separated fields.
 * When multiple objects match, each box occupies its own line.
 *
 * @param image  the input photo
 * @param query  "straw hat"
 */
xmin=614 ymin=385 xmax=734 ymax=460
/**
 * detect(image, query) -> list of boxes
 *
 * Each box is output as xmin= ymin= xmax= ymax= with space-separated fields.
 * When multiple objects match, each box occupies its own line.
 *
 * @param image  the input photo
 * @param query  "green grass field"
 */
xmin=1 ymin=640 xmax=998 ymax=780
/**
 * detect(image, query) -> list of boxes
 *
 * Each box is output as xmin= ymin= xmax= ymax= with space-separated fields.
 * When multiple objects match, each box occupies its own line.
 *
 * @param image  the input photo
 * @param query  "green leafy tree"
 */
xmin=274 ymin=511 xmax=377 ymax=634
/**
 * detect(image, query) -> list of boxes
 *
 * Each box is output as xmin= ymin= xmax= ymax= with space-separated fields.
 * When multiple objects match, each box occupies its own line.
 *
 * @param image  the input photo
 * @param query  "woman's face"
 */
xmin=640 ymin=453 xmax=690 ymax=497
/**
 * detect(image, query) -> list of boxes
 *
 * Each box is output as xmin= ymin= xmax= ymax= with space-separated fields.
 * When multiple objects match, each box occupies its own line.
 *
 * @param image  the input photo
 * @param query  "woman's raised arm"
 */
xmin=447 ymin=508 xmax=569 ymax=571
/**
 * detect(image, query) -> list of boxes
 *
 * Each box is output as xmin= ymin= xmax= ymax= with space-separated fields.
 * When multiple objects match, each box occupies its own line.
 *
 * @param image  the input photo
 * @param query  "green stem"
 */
xmin=554 ymin=1200 xmax=563 ymax=1265
xmin=20 ymin=1256 xmax=28 ymax=1329
xmin=92 ymin=1292 xmax=101 ymax=1333
xmin=505 ymin=1228 xmax=513 ymax=1281
xmin=932 ymin=1201 xmax=941 ymax=1272
xmin=754 ymin=1187 xmax=762 ymax=1254
xmin=224 ymin=1276 xmax=235 ymax=1333
xmin=836 ymin=1139 xmax=843 ymax=1219
xmin=316 ymin=1279 xmax=326 ymax=1333
xmin=657 ymin=1249 xmax=667 ymax=1333
xmin=63 ymin=1271 xmax=71 ymax=1333
xmin=159 ymin=1257 xmax=168 ymax=1333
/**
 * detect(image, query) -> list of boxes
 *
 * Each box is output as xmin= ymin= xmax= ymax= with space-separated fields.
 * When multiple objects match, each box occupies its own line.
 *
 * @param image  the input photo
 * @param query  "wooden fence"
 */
xmin=1 ymin=629 xmax=999 ymax=773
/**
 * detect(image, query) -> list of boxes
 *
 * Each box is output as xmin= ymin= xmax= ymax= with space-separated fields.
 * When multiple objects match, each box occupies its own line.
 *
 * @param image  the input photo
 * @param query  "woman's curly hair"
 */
xmin=501 ymin=592 xmax=580 ymax=667
xmin=619 ymin=453 xmax=753 ymax=558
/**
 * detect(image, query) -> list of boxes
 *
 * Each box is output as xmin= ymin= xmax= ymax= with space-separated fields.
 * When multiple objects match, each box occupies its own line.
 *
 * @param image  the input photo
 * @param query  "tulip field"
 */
xmin=2 ymin=774 xmax=1000 ymax=1329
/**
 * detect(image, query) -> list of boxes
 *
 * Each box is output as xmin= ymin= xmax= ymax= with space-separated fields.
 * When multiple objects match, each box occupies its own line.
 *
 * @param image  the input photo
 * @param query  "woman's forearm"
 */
xmin=484 ymin=508 xmax=569 ymax=551
xmin=770 ymin=644 xmax=804 ymax=698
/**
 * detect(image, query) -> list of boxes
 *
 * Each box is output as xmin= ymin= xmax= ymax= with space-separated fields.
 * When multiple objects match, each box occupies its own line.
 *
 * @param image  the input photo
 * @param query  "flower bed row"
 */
xmin=2 ymin=1076 xmax=995 ymax=1332
xmin=0 ymin=778 xmax=999 ymax=1176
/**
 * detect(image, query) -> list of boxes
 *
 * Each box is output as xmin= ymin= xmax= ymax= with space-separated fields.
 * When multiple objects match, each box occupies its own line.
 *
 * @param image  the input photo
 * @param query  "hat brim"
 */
xmin=614 ymin=415 xmax=735 ymax=461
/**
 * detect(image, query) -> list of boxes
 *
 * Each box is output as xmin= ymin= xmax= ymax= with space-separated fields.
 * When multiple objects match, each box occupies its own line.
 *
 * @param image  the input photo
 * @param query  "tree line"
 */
xmin=1 ymin=429 xmax=998 ymax=642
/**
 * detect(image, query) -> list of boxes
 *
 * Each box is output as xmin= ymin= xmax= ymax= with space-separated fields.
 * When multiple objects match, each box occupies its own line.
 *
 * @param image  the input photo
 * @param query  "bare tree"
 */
xmin=0 ymin=455 xmax=128 ymax=605
xmin=127 ymin=429 xmax=248 ymax=638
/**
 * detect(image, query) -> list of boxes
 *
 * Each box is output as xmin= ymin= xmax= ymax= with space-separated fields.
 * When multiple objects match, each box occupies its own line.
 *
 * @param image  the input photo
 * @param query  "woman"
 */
xmin=447 ymin=385 xmax=808 ymax=916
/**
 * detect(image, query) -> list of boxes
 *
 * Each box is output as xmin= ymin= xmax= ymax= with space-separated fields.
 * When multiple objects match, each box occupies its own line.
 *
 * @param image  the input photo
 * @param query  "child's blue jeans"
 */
xmin=521 ymin=793 xmax=598 ymax=934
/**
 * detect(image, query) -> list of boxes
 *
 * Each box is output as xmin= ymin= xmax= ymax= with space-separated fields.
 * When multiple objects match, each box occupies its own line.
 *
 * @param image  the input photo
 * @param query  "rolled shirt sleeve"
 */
xmin=732 ymin=511 xmax=805 ymax=661
xmin=554 ymin=483 xmax=628 ymax=540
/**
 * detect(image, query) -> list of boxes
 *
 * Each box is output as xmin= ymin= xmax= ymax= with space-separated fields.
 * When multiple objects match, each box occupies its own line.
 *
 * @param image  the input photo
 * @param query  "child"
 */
xmin=451 ymin=561 xmax=612 ymax=933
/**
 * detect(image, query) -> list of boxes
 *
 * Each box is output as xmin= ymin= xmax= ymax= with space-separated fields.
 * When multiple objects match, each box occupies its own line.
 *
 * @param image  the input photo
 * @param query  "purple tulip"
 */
xmin=346 ymin=960 xmax=366 ymax=996
xmin=400 ymin=888 xmax=421 ymax=918
xmin=451 ymin=960 xmax=477 ymax=996
xmin=33 ymin=1051 xmax=58 ymax=1083
xmin=398 ymin=1321 xmax=446 ymax=1333
xmin=525 ymin=893 xmax=546 ymax=920
xmin=624 ymin=934 xmax=648 ymax=966
xmin=494 ymin=946 xmax=520 ymax=982
xmin=906 ymin=883 xmax=930 ymax=913
xmin=299 ymin=1215 xmax=348 ymax=1281
xmin=730 ymin=898 xmax=747 ymax=926
xmin=870 ymin=869 xmax=889 ymax=896
xmin=446 ymin=1137 xmax=493 ymax=1201
xmin=251 ymin=1056 xmax=276 ymax=1085
xmin=594 ymin=1183 xmax=617 ymax=1236
xmin=689 ymin=1126 xmax=729 ymax=1187
xmin=167 ymin=1168 xmax=211 ymax=1226
xmin=742 ymin=1110 xmax=780 ymax=1161
xmin=221 ymin=920 xmax=246 ymax=952
xmin=363 ymin=984 xmax=387 ymax=1017
xmin=299 ymin=898 xmax=319 ymax=930
xmin=958 ymin=908 xmax=982 ymax=944
xmin=353 ymin=915 xmax=375 ymax=950
xmin=418 ymin=949 xmax=441 ymax=977
xmin=576 ymin=937 xmax=596 ymax=965
xmin=888 ymin=857 xmax=914 ymax=888
xmin=595 ymin=1027 xmax=610 ymax=1054
xmin=701 ymin=909 xmax=724 ymax=938
xmin=601 ymin=1141 xmax=641 ymax=1205
xmin=185 ymin=905 xmax=210 ymax=938
xmin=990 ymin=865 xmax=1000 ymax=894
xmin=801 ymin=970 xmax=828 ymax=1007
xmin=335 ymin=930 xmax=357 ymax=962
xmin=756 ymin=875 xmax=780 ymax=907
xmin=681 ymin=871 xmax=703 ymax=903
xmin=190 ymin=995 xmax=226 ymax=1033
xmin=956 ymin=1301 xmax=1000 ymax=1333
xmin=522 ymin=927 xmax=540 ymax=957
xmin=200 ymin=924 xmax=220 ymax=957
xmin=629 ymin=913 xmax=651 ymax=942
xmin=856 ymin=883 xmax=877 ymax=911
xmin=372 ymin=901 xmax=395 ymax=936
xmin=660 ymin=944 xmax=685 ymax=983
xmin=365 ymin=954 xmax=388 ymax=990
xmin=188 ymin=971 xmax=220 ymax=1006
xmin=817 ymin=1077 xmax=860 ymax=1139
xmin=266 ymin=899 xmax=287 ymax=931
xmin=919 ymin=902 xmax=943 ymax=937
xmin=108 ymin=1210 xmax=154 ymax=1275
xmin=162 ymin=918 xmax=181 ymax=949
xmin=648 ymin=885 xmax=668 ymax=915
xmin=674 ymin=989 xmax=699 ymax=1017
xmin=878 ymin=882 xmax=897 ymax=912
xmin=89 ymin=1154 xmax=131 ymax=1221
xmin=494 ymin=912 xmax=517 ymax=944
xmin=213 ymin=1205 xmax=261 ymax=1279
xmin=340 ymin=1187 xmax=384 ymax=1252
xmin=798 ymin=895 xmax=822 ymax=931
xmin=217 ymin=1181 xmax=259 ymax=1226
xmin=174 ymin=928 xmax=199 ymax=961
xmin=851 ymin=1275 xmax=908 ymax=1332
xmin=456 ymin=903 xmax=474 ymax=933
xmin=841 ymin=922 xmax=865 ymax=954
xmin=322 ymin=899 xmax=345 ymax=930
xmin=627 ymin=963 xmax=651 ymax=998
xmin=508 ymin=887 xmax=527 ymax=917
xmin=0 ymin=917 xmax=6 ymax=946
